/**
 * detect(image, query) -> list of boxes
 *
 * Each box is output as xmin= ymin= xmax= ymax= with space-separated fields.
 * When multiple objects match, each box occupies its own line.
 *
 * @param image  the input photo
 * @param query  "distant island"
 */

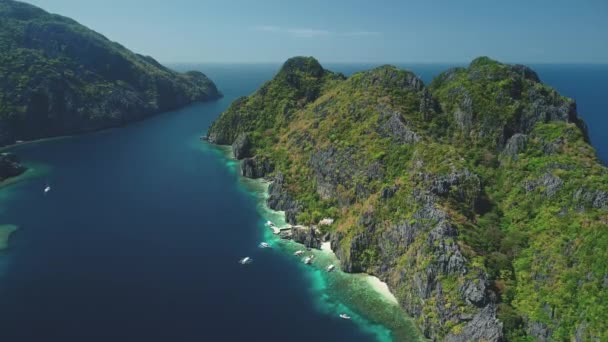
xmin=0 ymin=0 xmax=222 ymax=180
xmin=207 ymin=56 xmax=608 ymax=341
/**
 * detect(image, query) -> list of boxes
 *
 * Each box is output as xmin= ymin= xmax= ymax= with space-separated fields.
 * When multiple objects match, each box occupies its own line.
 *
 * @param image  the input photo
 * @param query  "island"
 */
xmin=207 ymin=56 xmax=608 ymax=341
xmin=0 ymin=0 xmax=222 ymax=181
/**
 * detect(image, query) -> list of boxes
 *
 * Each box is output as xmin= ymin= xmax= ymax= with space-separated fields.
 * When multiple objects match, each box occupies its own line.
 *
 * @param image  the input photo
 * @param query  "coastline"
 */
xmin=0 ymin=135 xmax=72 ymax=153
xmin=0 ymin=161 xmax=50 ymax=191
xmin=319 ymin=243 xmax=399 ymax=305
xmin=203 ymin=141 xmax=422 ymax=341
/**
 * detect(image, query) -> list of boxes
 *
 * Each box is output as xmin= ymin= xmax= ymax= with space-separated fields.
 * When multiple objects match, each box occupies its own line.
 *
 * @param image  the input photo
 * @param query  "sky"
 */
xmin=26 ymin=0 xmax=608 ymax=64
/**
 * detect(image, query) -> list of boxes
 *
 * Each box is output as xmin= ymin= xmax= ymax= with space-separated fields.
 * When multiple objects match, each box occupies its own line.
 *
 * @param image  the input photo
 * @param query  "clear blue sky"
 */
xmin=26 ymin=0 xmax=608 ymax=64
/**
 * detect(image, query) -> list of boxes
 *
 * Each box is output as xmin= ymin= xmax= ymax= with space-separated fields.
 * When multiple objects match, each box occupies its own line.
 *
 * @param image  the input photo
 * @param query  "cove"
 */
xmin=0 ymin=64 xmax=421 ymax=341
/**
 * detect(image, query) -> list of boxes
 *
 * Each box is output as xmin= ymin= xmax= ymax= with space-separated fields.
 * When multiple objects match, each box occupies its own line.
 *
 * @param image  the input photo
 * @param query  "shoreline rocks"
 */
xmin=0 ymin=153 xmax=27 ymax=181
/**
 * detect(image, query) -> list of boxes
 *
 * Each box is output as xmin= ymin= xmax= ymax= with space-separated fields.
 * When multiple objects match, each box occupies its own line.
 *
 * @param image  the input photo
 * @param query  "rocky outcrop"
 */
xmin=524 ymin=172 xmax=564 ymax=197
xmin=240 ymin=156 xmax=273 ymax=179
xmin=573 ymin=189 xmax=608 ymax=210
xmin=453 ymin=91 xmax=474 ymax=134
xmin=232 ymin=133 xmax=252 ymax=159
xmin=267 ymin=172 xmax=301 ymax=224
xmin=502 ymin=133 xmax=527 ymax=159
xmin=379 ymin=110 xmax=421 ymax=144
xmin=290 ymin=225 xmax=321 ymax=249
xmin=0 ymin=153 xmax=26 ymax=181
xmin=380 ymin=185 xmax=399 ymax=200
xmin=309 ymin=147 xmax=383 ymax=203
xmin=332 ymin=187 xmax=503 ymax=341
xmin=445 ymin=305 xmax=503 ymax=342
xmin=418 ymin=169 xmax=482 ymax=208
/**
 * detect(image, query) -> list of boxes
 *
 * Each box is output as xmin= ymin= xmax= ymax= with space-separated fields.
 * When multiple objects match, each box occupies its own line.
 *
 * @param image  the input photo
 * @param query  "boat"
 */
xmin=294 ymin=250 xmax=304 ymax=256
xmin=326 ymin=264 xmax=335 ymax=272
xmin=303 ymin=256 xmax=313 ymax=264
xmin=266 ymin=220 xmax=273 ymax=226
xmin=239 ymin=257 xmax=253 ymax=265
xmin=200 ymin=135 xmax=209 ymax=141
xmin=259 ymin=242 xmax=271 ymax=248
xmin=44 ymin=185 xmax=51 ymax=194
xmin=339 ymin=314 xmax=351 ymax=320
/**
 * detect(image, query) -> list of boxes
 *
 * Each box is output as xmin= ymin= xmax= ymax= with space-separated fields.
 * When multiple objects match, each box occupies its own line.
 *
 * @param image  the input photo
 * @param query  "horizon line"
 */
xmin=163 ymin=60 xmax=608 ymax=66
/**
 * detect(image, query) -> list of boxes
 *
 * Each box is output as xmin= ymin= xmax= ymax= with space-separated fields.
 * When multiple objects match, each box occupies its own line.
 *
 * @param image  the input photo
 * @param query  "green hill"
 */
xmin=0 ymin=0 xmax=221 ymax=147
xmin=208 ymin=56 xmax=608 ymax=341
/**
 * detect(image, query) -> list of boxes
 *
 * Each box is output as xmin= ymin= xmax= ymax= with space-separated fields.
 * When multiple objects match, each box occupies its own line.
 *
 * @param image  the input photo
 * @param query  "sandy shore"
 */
xmin=320 ymin=241 xmax=399 ymax=305
xmin=366 ymin=276 xmax=399 ymax=304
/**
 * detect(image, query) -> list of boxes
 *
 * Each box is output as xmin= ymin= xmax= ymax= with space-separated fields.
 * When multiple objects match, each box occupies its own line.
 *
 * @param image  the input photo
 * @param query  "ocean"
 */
xmin=0 ymin=62 xmax=605 ymax=342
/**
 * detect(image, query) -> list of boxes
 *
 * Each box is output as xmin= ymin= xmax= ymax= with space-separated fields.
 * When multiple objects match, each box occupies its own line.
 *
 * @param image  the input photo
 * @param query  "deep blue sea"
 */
xmin=0 ymin=63 xmax=605 ymax=342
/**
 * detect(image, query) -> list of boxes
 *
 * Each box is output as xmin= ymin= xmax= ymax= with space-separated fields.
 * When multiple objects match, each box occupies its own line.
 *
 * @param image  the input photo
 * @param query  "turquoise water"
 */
xmin=202 ymin=144 xmax=422 ymax=341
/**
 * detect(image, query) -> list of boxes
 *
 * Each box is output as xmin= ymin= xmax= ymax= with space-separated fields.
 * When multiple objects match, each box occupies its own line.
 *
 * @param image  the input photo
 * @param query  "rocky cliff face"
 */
xmin=0 ymin=0 xmax=221 ymax=147
xmin=207 ymin=56 xmax=608 ymax=341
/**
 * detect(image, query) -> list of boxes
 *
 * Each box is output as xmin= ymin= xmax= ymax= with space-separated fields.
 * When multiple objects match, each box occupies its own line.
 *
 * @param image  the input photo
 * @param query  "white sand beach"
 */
xmin=366 ymin=276 xmax=399 ymax=305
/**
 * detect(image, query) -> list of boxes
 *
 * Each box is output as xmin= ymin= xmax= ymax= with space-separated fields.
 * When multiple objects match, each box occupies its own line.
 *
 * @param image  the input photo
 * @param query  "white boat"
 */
xmin=303 ymin=256 xmax=313 ymax=264
xmin=294 ymin=250 xmax=304 ymax=256
xmin=239 ymin=257 xmax=252 ymax=265
xmin=326 ymin=264 xmax=335 ymax=272
xmin=44 ymin=185 xmax=51 ymax=194
xmin=339 ymin=314 xmax=351 ymax=320
xmin=259 ymin=242 xmax=271 ymax=248
xmin=266 ymin=221 xmax=273 ymax=226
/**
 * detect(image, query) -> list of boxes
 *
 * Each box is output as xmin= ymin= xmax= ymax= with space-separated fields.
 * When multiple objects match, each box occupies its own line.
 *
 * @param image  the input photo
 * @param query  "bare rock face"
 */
xmin=231 ymin=133 xmax=252 ymax=160
xmin=454 ymin=92 xmax=474 ymax=134
xmin=290 ymin=226 xmax=321 ymax=249
xmin=524 ymin=172 xmax=564 ymax=197
xmin=240 ymin=156 xmax=273 ymax=179
xmin=379 ymin=110 xmax=421 ymax=144
xmin=267 ymin=172 xmax=301 ymax=224
xmin=573 ymin=188 xmax=608 ymax=211
xmin=445 ymin=305 xmax=503 ymax=342
xmin=502 ymin=133 xmax=528 ymax=159
xmin=309 ymin=146 xmax=383 ymax=203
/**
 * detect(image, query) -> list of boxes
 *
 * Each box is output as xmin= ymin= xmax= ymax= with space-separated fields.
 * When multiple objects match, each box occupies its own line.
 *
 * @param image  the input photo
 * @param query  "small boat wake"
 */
xmin=238 ymin=257 xmax=253 ymax=265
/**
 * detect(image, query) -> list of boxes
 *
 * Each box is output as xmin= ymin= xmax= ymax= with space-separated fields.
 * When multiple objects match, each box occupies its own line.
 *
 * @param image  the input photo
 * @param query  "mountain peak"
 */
xmin=279 ymin=56 xmax=325 ymax=78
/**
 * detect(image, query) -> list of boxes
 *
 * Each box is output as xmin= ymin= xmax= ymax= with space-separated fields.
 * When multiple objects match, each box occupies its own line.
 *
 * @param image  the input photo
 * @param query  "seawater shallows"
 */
xmin=0 ymin=161 xmax=50 ymax=276
xmin=202 ymin=143 xmax=423 ymax=342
